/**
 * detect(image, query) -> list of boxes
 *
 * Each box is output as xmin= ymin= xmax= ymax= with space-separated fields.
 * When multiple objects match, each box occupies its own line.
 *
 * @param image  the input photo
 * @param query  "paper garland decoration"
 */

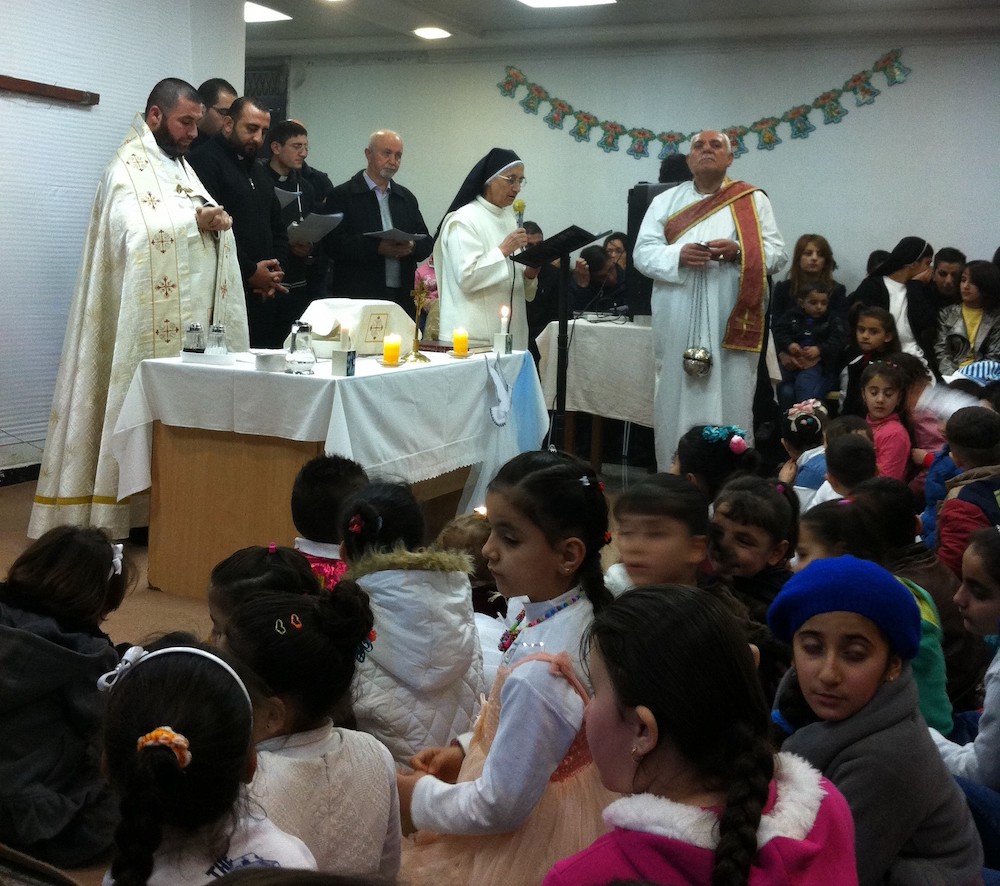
xmin=497 ymin=49 xmax=911 ymax=159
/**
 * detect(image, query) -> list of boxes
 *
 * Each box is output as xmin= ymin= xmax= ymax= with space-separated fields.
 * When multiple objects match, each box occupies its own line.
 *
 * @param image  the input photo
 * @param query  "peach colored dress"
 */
xmin=401 ymin=652 xmax=617 ymax=886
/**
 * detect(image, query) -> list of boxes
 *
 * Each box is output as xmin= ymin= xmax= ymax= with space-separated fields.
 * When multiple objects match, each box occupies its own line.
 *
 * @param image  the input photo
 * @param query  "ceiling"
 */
xmin=246 ymin=0 xmax=1000 ymax=60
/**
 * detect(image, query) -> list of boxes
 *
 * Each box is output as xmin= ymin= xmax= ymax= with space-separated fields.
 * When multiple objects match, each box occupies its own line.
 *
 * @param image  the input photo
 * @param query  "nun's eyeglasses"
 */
xmin=496 ymin=175 xmax=527 ymax=187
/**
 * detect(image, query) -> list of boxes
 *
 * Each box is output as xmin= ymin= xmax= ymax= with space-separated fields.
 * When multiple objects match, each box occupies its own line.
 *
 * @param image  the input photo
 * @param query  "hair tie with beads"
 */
xmin=137 ymin=726 xmax=192 ymax=769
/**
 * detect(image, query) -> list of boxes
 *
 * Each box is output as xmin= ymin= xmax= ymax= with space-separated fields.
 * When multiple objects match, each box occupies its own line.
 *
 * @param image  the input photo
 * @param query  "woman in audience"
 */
xmin=222 ymin=585 xmax=401 ymax=877
xmin=100 ymin=643 xmax=315 ymax=884
xmin=543 ymin=586 xmax=857 ymax=885
xmin=770 ymin=233 xmax=847 ymax=324
xmin=434 ymin=148 xmax=539 ymax=350
xmin=770 ymin=556 xmax=983 ymax=885
xmin=936 ymin=260 xmax=1000 ymax=377
xmin=849 ymin=236 xmax=936 ymax=368
xmin=0 ymin=526 xmax=134 ymax=866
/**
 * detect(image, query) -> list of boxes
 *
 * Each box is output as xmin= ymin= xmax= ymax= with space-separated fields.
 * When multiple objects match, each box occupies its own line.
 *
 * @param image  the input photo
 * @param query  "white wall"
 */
xmin=290 ymin=37 xmax=999 ymax=290
xmin=0 ymin=0 xmax=244 ymax=470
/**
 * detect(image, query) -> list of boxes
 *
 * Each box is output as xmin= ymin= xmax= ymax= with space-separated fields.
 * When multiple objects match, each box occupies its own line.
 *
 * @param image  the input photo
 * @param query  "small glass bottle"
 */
xmin=182 ymin=322 xmax=205 ymax=353
xmin=205 ymin=324 xmax=227 ymax=355
xmin=286 ymin=321 xmax=317 ymax=375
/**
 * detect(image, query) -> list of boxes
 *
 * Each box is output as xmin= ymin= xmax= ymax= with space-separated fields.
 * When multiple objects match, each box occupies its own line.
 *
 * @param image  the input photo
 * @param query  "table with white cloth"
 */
xmin=112 ymin=350 xmax=547 ymax=597
xmin=536 ymin=319 xmax=655 ymax=468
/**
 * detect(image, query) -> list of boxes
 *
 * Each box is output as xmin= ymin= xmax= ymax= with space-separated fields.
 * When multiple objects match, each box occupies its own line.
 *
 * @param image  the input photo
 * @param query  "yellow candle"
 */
xmin=453 ymin=328 xmax=469 ymax=356
xmin=383 ymin=333 xmax=401 ymax=365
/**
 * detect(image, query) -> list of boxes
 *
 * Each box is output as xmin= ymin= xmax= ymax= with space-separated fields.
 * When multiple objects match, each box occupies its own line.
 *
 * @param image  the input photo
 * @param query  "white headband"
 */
xmin=486 ymin=160 xmax=523 ymax=184
xmin=97 ymin=645 xmax=253 ymax=715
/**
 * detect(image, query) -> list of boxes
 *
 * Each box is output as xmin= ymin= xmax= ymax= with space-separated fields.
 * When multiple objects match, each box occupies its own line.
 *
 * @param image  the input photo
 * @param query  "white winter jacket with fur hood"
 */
xmin=346 ymin=548 xmax=485 ymax=766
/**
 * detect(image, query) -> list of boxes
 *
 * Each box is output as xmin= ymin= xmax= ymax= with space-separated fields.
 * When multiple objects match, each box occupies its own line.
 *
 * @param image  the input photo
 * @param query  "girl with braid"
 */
xmin=99 ymin=645 xmax=314 ymax=885
xmin=544 ymin=586 xmax=856 ymax=886
xmin=398 ymin=450 xmax=618 ymax=886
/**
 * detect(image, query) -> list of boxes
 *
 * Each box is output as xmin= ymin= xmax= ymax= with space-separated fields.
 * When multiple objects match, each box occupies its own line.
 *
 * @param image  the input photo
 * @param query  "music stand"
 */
xmin=513 ymin=225 xmax=610 ymax=449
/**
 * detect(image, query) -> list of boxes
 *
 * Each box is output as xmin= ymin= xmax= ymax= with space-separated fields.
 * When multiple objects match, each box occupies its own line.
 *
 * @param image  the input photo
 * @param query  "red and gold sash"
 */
xmin=664 ymin=179 xmax=768 ymax=352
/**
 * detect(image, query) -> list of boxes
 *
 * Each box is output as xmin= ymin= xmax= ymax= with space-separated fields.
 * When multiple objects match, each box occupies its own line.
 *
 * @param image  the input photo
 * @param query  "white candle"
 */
xmin=500 ymin=305 xmax=510 ymax=335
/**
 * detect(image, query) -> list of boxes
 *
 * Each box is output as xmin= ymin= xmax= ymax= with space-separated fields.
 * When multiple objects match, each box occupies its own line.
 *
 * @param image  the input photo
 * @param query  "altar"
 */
xmin=112 ymin=351 xmax=547 ymax=597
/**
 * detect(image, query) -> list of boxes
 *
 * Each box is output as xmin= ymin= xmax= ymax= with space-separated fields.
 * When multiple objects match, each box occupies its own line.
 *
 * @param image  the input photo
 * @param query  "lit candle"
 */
xmin=453 ymin=327 xmax=469 ymax=356
xmin=340 ymin=327 xmax=351 ymax=349
xmin=383 ymin=333 xmax=401 ymax=365
xmin=500 ymin=305 xmax=510 ymax=335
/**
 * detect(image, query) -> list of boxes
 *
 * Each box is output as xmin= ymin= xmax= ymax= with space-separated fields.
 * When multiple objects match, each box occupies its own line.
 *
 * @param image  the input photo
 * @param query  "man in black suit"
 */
xmin=326 ymin=130 xmax=432 ymax=314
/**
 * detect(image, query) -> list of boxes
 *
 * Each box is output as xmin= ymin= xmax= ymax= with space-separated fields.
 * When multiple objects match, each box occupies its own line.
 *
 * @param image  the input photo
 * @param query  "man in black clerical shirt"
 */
xmin=189 ymin=96 xmax=288 ymax=347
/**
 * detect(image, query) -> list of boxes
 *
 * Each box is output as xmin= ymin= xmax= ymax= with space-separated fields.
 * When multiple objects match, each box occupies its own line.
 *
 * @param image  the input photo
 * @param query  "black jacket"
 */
xmin=772 ymin=305 xmax=848 ymax=371
xmin=325 ymin=170 xmax=432 ymax=297
xmin=188 ymin=135 xmax=288 ymax=283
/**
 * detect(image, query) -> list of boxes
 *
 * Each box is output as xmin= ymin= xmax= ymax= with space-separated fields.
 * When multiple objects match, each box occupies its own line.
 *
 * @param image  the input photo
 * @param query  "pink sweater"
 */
xmin=542 ymin=753 xmax=857 ymax=886
xmin=868 ymin=413 xmax=911 ymax=482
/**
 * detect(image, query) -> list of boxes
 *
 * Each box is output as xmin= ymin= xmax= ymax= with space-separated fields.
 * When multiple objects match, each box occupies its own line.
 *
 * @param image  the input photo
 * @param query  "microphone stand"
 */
xmin=511 ymin=225 xmax=610 ymax=451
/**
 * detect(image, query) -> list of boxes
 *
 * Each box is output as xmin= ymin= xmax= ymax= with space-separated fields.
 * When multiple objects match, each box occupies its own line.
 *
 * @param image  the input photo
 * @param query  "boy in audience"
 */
xmin=853 ymin=477 xmax=992 ymax=712
xmin=937 ymin=406 xmax=1000 ymax=577
xmin=606 ymin=474 xmax=709 ymax=593
xmin=824 ymin=434 xmax=878 ymax=499
xmin=290 ymin=454 xmax=368 ymax=588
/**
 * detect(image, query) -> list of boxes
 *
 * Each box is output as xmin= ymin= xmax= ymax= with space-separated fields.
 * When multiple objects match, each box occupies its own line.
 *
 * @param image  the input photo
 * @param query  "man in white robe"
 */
xmin=29 ymin=78 xmax=249 ymax=539
xmin=634 ymin=130 xmax=787 ymax=469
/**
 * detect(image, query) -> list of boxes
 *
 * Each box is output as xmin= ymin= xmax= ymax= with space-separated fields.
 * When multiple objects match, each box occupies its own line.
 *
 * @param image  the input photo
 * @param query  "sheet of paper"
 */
xmin=274 ymin=187 xmax=301 ymax=209
xmin=288 ymin=213 xmax=344 ymax=244
xmin=363 ymin=228 xmax=428 ymax=242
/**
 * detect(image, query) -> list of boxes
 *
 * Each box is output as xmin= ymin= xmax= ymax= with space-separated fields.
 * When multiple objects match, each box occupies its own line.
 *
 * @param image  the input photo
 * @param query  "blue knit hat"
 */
xmin=767 ymin=555 xmax=921 ymax=660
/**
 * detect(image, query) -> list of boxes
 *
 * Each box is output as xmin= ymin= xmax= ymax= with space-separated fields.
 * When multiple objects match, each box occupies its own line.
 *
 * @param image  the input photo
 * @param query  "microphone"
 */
xmin=513 ymin=198 xmax=526 ymax=229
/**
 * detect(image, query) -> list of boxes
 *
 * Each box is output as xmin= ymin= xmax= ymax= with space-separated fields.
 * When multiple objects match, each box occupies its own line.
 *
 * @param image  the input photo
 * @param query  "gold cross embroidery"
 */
xmin=150 ymin=230 xmax=174 ymax=254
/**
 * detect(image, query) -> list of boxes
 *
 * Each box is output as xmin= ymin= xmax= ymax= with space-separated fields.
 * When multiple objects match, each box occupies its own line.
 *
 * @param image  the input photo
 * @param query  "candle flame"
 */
xmin=500 ymin=306 xmax=510 ymax=319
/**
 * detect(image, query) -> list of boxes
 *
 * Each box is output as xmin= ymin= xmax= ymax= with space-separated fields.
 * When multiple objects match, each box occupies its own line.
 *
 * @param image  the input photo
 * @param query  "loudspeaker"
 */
xmin=625 ymin=181 xmax=682 ymax=316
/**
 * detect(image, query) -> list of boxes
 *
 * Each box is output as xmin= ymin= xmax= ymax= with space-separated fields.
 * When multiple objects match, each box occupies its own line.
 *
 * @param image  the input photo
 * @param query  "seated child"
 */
xmin=807 ymin=414 xmax=874 ymax=506
xmin=673 ymin=424 xmax=761 ymax=501
xmin=99 ymin=644 xmax=315 ymax=883
xmin=708 ymin=476 xmax=799 ymax=704
xmin=208 ymin=544 xmax=320 ymax=643
xmin=0 ymin=527 xmax=133 ymax=867
xmin=774 ymin=282 xmax=848 ymax=408
xmin=792 ymin=499 xmax=953 ymax=737
xmin=769 ymin=556 xmax=983 ymax=885
xmin=853 ymin=477 xmax=992 ymax=713
xmin=290 ymin=454 xmax=368 ymax=590
xmin=606 ymin=473 xmax=709 ymax=594
xmin=709 ymin=475 xmax=799 ymax=625
xmin=543 ymin=586 xmax=857 ymax=886
xmin=841 ymin=305 xmax=901 ymax=418
xmin=399 ymin=451 xmax=618 ymax=886
xmin=938 ymin=406 xmax=1000 ymax=577
xmin=819 ymin=433 xmax=877 ymax=503
xmin=435 ymin=511 xmax=506 ymax=693
xmin=340 ymin=482 xmax=484 ymax=766
xmin=776 ymin=399 xmax=828 ymax=511
xmin=223 ymin=587 xmax=401 ymax=876
xmin=931 ymin=529 xmax=1000 ymax=789
xmin=861 ymin=360 xmax=913 ymax=482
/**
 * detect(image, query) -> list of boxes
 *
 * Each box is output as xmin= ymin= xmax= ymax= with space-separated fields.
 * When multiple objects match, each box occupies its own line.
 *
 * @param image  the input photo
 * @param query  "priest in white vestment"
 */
xmin=29 ymin=79 xmax=249 ymax=539
xmin=435 ymin=149 xmax=538 ymax=351
xmin=634 ymin=130 xmax=787 ymax=470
